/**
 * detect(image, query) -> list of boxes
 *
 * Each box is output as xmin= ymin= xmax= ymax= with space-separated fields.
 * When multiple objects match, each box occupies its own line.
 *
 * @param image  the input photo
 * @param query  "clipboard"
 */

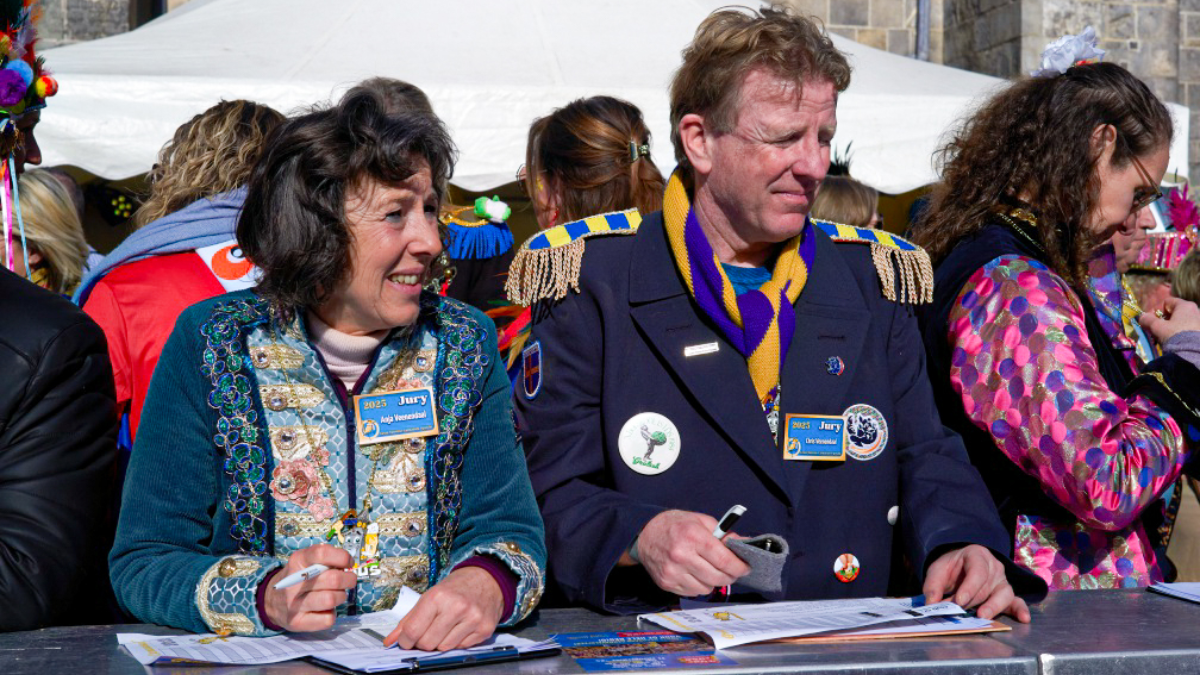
xmin=307 ymin=643 xmax=563 ymax=674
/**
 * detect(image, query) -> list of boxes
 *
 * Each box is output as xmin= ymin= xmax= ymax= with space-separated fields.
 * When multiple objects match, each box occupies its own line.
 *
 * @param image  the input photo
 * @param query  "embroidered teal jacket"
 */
xmin=110 ymin=290 xmax=545 ymax=635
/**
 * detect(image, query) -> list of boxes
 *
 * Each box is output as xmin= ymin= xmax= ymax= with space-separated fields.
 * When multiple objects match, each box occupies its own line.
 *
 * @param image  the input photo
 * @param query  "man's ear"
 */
xmin=1090 ymin=123 xmax=1118 ymax=160
xmin=678 ymin=113 xmax=715 ymax=177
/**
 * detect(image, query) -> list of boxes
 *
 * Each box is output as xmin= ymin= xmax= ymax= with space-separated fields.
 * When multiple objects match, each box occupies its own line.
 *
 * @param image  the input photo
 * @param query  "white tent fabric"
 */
xmin=38 ymin=0 xmax=1189 ymax=194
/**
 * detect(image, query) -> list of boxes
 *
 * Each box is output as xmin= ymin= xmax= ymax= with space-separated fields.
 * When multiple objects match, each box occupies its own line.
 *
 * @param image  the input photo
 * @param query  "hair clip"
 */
xmin=1032 ymin=26 xmax=1105 ymax=77
xmin=629 ymin=141 xmax=650 ymax=162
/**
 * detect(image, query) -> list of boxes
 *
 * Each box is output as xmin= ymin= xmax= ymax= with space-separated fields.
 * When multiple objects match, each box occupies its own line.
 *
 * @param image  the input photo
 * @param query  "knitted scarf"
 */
xmin=662 ymin=172 xmax=815 ymax=405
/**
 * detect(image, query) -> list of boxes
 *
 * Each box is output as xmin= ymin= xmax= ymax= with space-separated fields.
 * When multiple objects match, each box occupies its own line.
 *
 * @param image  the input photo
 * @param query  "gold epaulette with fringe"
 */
xmin=811 ymin=219 xmax=934 ymax=304
xmin=505 ymin=209 xmax=642 ymax=306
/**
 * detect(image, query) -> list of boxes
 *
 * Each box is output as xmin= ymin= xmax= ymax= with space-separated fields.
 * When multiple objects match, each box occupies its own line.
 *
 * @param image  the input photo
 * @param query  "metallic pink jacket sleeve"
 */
xmin=947 ymin=255 xmax=1189 ymax=532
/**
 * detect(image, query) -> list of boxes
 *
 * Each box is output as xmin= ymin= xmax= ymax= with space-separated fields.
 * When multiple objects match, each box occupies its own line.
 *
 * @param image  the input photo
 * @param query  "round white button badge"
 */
xmin=618 ymin=412 xmax=681 ymax=476
xmin=887 ymin=505 xmax=899 ymax=526
xmin=834 ymin=553 xmax=860 ymax=583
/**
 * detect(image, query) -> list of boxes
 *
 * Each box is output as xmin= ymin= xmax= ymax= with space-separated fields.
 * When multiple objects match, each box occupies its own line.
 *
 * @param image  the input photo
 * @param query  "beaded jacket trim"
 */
xmin=201 ymin=294 xmax=489 ymax=565
xmin=201 ymin=297 xmax=273 ymax=554
xmin=422 ymin=293 xmax=491 ymax=579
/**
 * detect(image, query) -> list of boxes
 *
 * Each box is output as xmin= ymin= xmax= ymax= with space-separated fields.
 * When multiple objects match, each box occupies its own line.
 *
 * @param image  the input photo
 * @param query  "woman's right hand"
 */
xmin=1140 ymin=297 xmax=1200 ymax=345
xmin=262 ymin=544 xmax=357 ymax=632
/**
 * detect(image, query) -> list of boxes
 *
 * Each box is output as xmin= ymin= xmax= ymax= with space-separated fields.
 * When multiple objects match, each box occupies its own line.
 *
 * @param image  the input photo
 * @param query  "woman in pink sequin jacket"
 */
xmin=914 ymin=61 xmax=1200 ymax=590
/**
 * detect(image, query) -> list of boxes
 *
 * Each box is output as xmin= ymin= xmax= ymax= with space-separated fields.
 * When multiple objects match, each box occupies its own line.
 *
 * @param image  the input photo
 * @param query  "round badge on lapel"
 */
xmin=834 ymin=553 xmax=860 ymax=583
xmin=618 ymin=412 xmax=681 ymax=476
xmin=843 ymin=404 xmax=888 ymax=461
xmin=825 ymin=356 xmax=845 ymax=376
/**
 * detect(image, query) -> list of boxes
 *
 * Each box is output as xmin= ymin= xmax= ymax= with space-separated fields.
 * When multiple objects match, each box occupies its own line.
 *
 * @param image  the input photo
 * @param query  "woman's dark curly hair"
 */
xmin=238 ymin=91 xmax=457 ymax=313
xmin=912 ymin=62 xmax=1172 ymax=287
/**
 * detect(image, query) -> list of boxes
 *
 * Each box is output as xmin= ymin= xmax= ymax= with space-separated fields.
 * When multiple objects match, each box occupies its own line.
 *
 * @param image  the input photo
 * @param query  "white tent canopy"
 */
xmin=39 ymin=0 xmax=1188 ymax=194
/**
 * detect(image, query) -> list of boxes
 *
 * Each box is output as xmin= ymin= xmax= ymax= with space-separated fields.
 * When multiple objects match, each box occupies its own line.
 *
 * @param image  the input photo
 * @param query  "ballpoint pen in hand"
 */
xmin=273 ymin=563 xmax=330 ymax=590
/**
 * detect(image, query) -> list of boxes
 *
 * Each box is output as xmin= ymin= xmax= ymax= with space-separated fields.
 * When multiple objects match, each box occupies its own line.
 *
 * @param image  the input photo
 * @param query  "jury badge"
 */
xmin=782 ymin=414 xmax=846 ymax=461
xmin=843 ymin=404 xmax=888 ymax=461
xmin=522 ymin=340 xmax=542 ymax=400
xmin=618 ymin=412 xmax=681 ymax=475
xmin=353 ymin=387 xmax=439 ymax=445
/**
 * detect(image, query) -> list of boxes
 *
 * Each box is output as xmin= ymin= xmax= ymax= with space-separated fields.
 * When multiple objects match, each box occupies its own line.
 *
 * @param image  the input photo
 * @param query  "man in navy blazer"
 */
xmin=515 ymin=5 xmax=1044 ymax=617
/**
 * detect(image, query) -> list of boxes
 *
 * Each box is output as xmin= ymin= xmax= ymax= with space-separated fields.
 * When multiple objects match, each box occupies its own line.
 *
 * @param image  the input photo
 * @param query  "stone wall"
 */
xmin=1041 ymin=0 xmax=1179 ymax=102
xmin=38 ymin=0 xmax=130 ymax=47
xmin=943 ymin=0 xmax=1025 ymax=74
xmin=1179 ymin=0 xmax=1200 ymax=183
xmin=942 ymin=0 xmax=1196 ymax=182
xmin=788 ymin=0 xmax=944 ymax=62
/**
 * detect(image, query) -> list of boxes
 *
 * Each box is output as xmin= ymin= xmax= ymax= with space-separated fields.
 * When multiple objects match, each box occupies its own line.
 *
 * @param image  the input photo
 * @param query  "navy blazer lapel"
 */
xmin=780 ymin=230 xmax=873 ymax=501
xmin=628 ymin=214 xmax=789 ymax=499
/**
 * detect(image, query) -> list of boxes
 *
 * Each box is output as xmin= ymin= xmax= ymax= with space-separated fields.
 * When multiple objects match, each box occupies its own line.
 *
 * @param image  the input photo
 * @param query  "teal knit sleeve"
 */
xmin=109 ymin=304 xmax=283 ymax=636
xmin=445 ymin=313 xmax=547 ymax=625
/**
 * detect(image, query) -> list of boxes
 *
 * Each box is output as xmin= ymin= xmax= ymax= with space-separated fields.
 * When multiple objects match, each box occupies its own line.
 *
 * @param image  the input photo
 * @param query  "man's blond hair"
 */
xmin=669 ymin=4 xmax=851 ymax=174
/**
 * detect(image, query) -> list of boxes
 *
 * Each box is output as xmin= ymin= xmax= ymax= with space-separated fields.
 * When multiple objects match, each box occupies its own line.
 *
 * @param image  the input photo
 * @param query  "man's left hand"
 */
xmin=923 ymin=544 xmax=1031 ymax=623
xmin=383 ymin=566 xmax=505 ymax=651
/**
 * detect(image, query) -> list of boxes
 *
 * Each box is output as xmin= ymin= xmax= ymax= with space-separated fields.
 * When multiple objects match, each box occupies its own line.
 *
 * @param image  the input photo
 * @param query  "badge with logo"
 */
xmin=618 ymin=412 xmax=681 ymax=475
xmin=834 ymin=553 xmax=860 ymax=583
xmin=354 ymin=387 xmax=439 ymax=445
xmin=781 ymin=414 xmax=846 ymax=461
xmin=522 ymin=341 xmax=542 ymax=400
xmin=843 ymin=404 xmax=888 ymax=461
xmin=196 ymin=239 xmax=260 ymax=292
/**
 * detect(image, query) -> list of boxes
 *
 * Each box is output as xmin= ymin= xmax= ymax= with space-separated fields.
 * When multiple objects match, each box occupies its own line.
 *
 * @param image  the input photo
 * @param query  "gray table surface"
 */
xmin=0 ymin=589 xmax=1197 ymax=675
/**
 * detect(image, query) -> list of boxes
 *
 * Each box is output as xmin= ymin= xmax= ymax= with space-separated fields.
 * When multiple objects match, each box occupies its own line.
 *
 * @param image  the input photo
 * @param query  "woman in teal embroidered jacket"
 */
xmin=110 ymin=89 xmax=546 ymax=649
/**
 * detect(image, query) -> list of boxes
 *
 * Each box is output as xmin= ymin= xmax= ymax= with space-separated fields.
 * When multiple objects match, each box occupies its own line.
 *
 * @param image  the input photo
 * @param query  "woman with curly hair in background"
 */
xmin=76 ymin=99 xmax=285 ymax=444
xmin=913 ymin=60 xmax=1200 ymax=590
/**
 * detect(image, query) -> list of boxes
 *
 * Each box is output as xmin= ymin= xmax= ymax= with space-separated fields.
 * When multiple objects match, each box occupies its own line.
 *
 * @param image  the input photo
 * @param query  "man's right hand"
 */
xmin=262 ymin=544 xmax=358 ymax=632
xmin=632 ymin=510 xmax=751 ymax=597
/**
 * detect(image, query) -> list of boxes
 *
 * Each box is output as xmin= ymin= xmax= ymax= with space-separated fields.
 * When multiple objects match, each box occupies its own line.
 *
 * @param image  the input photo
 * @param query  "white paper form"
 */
xmin=1149 ymin=582 xmax=1200 ymax=604
xmin=814 ymin=614 xmax=997 ymax=638
xmin=120 ymin=587 xmax=423 ymax=666
xmin=638 ymin=596 xmax=967 ymax=649
xmin=311 ymin=634 xmax=558 ymax=673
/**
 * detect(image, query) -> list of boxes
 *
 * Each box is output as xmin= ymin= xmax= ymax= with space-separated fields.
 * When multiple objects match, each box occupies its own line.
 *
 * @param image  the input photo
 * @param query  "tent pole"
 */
xmin=916 ymin=0 xmax=930 ymax=61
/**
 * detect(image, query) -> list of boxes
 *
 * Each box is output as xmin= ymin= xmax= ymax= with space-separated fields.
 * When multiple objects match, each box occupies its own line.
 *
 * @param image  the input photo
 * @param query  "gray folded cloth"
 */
xmin=726 ymin=534 xmax=789 ymax=593
xmin=1165 ymin=330 xmax=1200 ymax=368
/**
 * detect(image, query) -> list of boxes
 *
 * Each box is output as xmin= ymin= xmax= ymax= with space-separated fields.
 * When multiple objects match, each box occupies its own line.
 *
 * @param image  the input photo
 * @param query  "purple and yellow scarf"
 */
xmin=662 ymin=172 xmax=815 ymax=406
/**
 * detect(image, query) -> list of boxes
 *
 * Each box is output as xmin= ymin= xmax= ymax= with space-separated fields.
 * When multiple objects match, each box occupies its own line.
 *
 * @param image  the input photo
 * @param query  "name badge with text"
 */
xmin=782 ymin=414 xmax=846 ymax=462
xmin=354 ymin=387 xmax=439 ymax=445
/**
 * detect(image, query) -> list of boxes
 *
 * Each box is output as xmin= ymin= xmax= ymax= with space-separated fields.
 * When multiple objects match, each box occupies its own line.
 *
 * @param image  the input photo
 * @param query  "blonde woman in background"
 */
xmin=9 ymin=168 xmax=91 ymax=295
xmin=1174 ymin=249 xmax=1200 ymax=305
xmin=76 ymin=99 xmax=284 ymax=445
xmin=810 ymin=174 xmax=881 ymax=229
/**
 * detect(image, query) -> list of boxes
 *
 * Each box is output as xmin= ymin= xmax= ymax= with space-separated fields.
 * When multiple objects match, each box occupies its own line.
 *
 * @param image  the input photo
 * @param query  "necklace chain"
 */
xmin=268 ymin=312 xmax=420 ymax=526
xmin=995 ymin=209 xmax=1047 ymax=256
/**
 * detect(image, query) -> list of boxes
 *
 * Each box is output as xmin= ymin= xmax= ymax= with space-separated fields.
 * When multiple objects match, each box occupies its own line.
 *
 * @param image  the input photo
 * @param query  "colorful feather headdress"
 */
xmin=0 ymin=0 xmax=56 ymax=276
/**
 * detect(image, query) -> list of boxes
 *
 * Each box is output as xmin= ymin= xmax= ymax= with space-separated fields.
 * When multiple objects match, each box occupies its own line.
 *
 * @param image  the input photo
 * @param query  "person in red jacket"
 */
xmin=76 ymin=100 xmax=283 ymax=442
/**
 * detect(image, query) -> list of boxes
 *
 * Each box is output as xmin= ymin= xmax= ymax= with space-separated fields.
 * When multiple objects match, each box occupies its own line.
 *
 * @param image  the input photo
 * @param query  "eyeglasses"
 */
xmin=516 ymin=163 xmax=545 ymax=198
xmin=1129 ymin=154 xmax=1164 ymax=213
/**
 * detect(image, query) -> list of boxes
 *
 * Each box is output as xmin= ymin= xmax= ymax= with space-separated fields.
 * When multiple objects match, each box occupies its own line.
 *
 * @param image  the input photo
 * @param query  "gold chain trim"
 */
xmin=378 ymin=555 xmax=430 ymax=592
xmin=269 ymin=425 xmax=330 ymax=461
xmin=249 ymin=344 xmax=305 ymax=370
xmin=374 ymin=512 xmax=429 ymax=537
xmin=260 ymin=384 xmax=325 ymax=411
xmin=278 ymin=511 xmax=428 ymax=539
xmin=195 ymin=557 xmax=261 ymax=636
xmin=1142 ymin=371 xmax=1200 ymax=419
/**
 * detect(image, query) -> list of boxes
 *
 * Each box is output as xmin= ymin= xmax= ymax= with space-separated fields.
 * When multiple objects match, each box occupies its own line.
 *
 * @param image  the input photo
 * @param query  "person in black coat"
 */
xmin=0 ymin=268 xmax=118 ymax=629
xmin=515 ymin=5 xmax=1045 ymax=617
